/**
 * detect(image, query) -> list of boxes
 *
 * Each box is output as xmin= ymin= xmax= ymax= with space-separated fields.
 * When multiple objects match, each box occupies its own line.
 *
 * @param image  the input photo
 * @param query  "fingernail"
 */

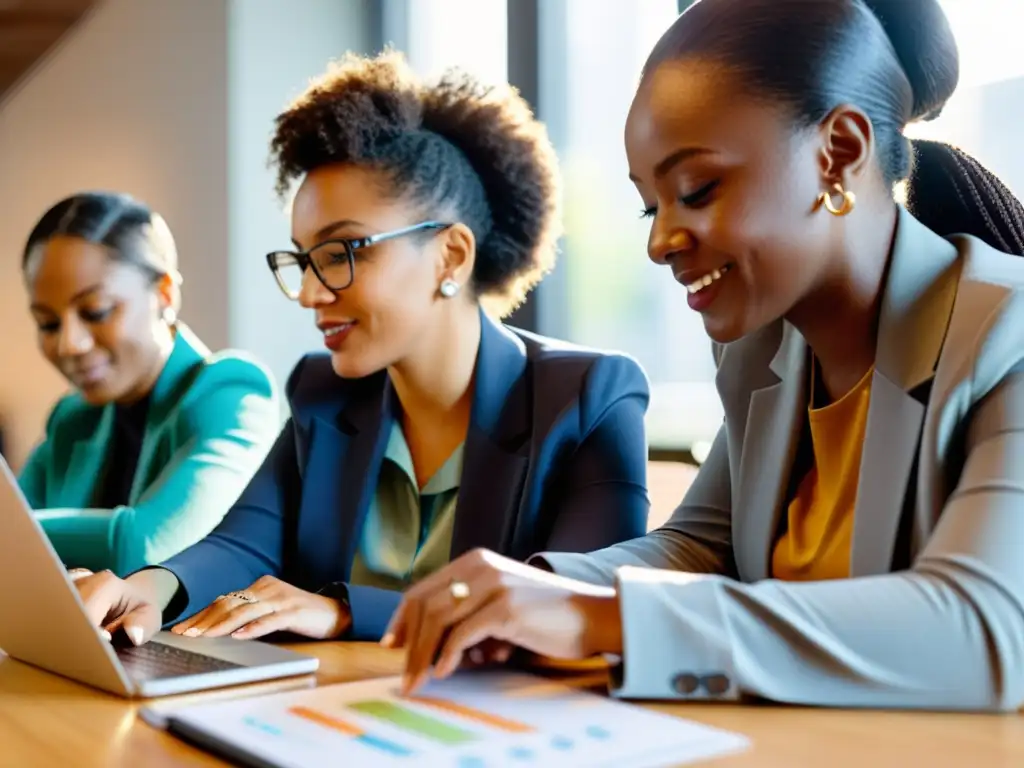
xmin=126 ymin=626 xmax=144 ymax=646
xmin=380 ymin=633 xmax=394 ymax=648
xmin=184 ymin=628 xmax=202 ymax=637
xmin=100 ymin=629 xmax=111 ymax=642
xmin=469 ymin=648 xmax=483 ymax=664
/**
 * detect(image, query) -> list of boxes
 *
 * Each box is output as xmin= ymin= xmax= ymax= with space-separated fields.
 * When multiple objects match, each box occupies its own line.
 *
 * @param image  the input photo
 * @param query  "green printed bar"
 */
xmin=348 ymin=700 xmax=477 ymax=746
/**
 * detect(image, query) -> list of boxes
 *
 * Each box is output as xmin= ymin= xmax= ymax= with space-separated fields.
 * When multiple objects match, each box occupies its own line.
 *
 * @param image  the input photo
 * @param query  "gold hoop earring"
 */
xmin=818 ymin=183 xmax=856 ymax=216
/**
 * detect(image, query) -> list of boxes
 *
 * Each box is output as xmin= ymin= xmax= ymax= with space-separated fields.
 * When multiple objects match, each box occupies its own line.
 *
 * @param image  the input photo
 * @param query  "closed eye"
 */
xmin=680 ymin=180 xmax=720 ymax=208
xmin=638 ymin=180 xmax=721 ymax=219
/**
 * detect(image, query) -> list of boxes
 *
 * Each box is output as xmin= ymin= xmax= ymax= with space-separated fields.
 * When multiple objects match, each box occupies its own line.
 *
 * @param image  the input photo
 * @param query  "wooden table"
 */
xmin=2 ymin=642 xmax=1023 ymax=767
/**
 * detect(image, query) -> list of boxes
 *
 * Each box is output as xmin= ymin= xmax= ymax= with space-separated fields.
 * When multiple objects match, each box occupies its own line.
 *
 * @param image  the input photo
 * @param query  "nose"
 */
xmin=297 ymin=267 xmax=336 ymax=309
xmin=57 ymin=314 xmax=95 ymax=358
xmin=647 ymin=217 xmax=696 ymax=266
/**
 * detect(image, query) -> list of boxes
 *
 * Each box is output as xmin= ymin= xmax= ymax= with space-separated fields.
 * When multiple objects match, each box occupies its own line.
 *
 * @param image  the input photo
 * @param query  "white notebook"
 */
xmin=149 ymin=670 xmax=750 ymax=767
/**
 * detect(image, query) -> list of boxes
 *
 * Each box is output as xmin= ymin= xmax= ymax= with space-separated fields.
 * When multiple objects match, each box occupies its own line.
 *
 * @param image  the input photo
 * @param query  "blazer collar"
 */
xmin=334 ymin=307 xmax=530 ymax=445
xmin=146 ymin=323 xmax=209 ymax=423
xmin=302 ymin=308 xmax=532 ymax=582
xmin=732 ymin=206 xmax=962 ymax=580
xmin=873 ymin=207 xmax=961 ymax=392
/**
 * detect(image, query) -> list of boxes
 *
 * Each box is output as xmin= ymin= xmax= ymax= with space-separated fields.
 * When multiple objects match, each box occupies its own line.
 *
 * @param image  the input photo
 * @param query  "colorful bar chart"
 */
xmin=287 ymin=706 xmax=413 ymax=757
xmin=164 ymin=671 xmax=751 ymax=767
xmin=410 ymin=695 xmax=535 ymax=734
xmin=348 ymin=699 xmax=478 ymax=746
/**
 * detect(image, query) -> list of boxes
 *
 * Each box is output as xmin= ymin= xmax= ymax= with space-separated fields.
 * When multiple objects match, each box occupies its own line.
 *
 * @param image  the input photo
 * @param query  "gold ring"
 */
xmin=449 ymin=580 xmax=470 ymax=602
xmin=223 ymin=590 xmax=259 ymax=604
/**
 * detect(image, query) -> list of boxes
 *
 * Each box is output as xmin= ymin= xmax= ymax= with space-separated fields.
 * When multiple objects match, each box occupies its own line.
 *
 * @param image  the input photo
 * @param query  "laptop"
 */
xmin=0 ymin=457 xmax=319 ymax=697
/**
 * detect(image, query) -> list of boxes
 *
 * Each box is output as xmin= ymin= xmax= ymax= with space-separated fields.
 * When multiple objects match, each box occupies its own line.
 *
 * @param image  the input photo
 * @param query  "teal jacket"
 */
xmin=18 ymin=325 xmax=281 ymax=576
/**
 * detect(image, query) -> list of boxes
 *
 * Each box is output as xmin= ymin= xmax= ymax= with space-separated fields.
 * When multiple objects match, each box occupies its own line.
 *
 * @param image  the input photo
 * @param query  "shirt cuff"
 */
xmin=611 ymin=566 xmax=740 ymax=702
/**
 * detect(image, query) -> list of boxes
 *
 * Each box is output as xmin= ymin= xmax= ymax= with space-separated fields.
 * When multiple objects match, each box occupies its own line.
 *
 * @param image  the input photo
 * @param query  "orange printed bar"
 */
xmin=289 ymin=706 xmax=362 ymax=736
xmin=411 ymin=696 xmax=534 ymax=733
xmin=287 ymin=706 xmax=413 ymax=757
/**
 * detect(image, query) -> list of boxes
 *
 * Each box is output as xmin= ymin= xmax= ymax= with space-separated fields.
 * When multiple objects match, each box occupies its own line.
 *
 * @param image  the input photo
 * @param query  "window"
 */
xmin=382 ymin=0 xmax=508 ymax=84
xmin=537 ymin=0 xmax=720 ymax=459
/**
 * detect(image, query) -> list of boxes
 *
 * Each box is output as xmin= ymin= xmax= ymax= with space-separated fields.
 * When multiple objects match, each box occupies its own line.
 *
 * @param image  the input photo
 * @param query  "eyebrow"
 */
xmin=29 ymin=283 xmax=104 ymax=313
xmin=629 ymin=147 xmax=714 ymax=182
xmin=291 ymin=219 xmax=367 ymax=249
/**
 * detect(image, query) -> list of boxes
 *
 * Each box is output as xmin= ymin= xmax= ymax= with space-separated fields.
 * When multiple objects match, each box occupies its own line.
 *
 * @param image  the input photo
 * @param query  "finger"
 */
xmin=465 ymin=639 xmax=513 ymax=667
xmin=381 ymin=598 xmax=409 ymax=649
xmin=171 ymin=603 xmax=219 ymax=635
xmin=230 ymin=608 xmax=298 ymax=639
xmin=78 ymin=572 xmax=125 ymax=628
xmin=401 ymin=589 xmax=497 ymax=696
xmin=122 ymin=603 xmax=163 ymax=645
xmin=104 ymin=602 xmax=162 ymax=645
xmin=196 ymin=601 xmax=276 ymax=638
xmin=432 ymin=598 xmax=511 ymax=683
xmin=387 ymin=552 xmax=488 ymax=645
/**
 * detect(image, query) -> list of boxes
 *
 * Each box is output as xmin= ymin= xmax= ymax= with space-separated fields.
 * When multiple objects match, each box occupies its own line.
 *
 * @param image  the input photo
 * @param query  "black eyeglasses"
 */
xmin=266 ymin=221 xmax=450 ymax=300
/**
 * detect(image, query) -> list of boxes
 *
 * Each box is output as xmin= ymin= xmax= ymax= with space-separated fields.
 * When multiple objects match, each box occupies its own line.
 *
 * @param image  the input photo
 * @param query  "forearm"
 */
xmin=126 ymin=567 xmax=182 ymax=612
xmin=534 ymin=527 xmax=731 ymax=587
xmin=35 ymin=508 xmax=117 ymax=572
xmin=610 ymin=565 xmax=1024 ymax=710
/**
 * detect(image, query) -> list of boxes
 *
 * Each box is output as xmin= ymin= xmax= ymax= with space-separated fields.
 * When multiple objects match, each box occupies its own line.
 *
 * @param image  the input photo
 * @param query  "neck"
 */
xmin=388 ymin=303 xmax=482 ymax=432
xmin=787 ymin=203 xmax=898 ymax=401
xmin=117 ymin=325 xmax=176 ymax=405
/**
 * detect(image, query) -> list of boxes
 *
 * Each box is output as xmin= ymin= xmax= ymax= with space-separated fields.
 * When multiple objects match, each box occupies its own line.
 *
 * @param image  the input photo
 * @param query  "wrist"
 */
xmin=316 ymin=582 xmax=353 ymax=639
xmin=575 ymin=589 xmax=623 ymax=657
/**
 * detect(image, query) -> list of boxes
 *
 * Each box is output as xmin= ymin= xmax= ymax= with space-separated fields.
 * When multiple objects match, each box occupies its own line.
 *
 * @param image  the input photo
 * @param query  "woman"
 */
xmin=19 ymin=191 xmax=280 ymax=576
xmin=74 ymin=51 xmax=650 ymax=646
xmin=385 ymin=0 xmax=1024 ymax=711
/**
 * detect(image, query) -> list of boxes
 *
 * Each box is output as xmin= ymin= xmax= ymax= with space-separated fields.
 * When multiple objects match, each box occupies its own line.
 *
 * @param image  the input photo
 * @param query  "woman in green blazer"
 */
xmin=18 ymin=192 xmax=281 ymax=576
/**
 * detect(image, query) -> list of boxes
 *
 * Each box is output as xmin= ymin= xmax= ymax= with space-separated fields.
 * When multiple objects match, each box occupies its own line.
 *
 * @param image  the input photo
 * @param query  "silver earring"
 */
xmin=440 ymin=279 xmax=460 ymax=298
xmin=162 ymin=307 xmax=178 ymax=326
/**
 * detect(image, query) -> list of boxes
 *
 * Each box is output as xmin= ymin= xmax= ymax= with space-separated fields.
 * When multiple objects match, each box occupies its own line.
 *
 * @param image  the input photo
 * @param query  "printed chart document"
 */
xmin=153 ymin=670 xmax=750 ymax=767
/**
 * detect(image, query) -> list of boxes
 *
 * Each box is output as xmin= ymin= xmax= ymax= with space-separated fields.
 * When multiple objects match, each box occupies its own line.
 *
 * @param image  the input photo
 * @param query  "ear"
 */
xmin=435 ymin=223 xmax=477 ymax=288
xmin=816 ymin=105 xmax=875 ymax=188
xmin=154 ymin=272 xmax=180 ymax=313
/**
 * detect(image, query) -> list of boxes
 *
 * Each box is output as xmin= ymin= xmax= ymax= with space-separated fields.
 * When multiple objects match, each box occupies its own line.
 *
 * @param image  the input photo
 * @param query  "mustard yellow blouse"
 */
xmin=772 ymin=365 xmax=875 ymax=581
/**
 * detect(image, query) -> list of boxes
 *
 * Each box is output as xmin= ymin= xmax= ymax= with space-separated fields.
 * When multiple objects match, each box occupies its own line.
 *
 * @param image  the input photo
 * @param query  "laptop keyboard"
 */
xmin=116 ymin=641 xmax=244 ymax=680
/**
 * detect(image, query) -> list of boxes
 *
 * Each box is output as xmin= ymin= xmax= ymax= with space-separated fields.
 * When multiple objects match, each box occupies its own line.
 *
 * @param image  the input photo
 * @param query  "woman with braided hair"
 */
xmin=389 ymin=0 xmax=1024 ymax=711
xmin=72 ymin=51 xmax=650 ymax=646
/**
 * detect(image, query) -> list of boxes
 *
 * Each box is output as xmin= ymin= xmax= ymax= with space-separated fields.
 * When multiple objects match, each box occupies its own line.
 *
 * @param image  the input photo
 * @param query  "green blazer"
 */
xmin=18 ymin=325 xmax=281 ymax=576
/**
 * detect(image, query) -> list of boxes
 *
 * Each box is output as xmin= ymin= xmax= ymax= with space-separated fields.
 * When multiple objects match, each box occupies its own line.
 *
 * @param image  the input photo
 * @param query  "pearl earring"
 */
xmin=162 ymin=307 xmax=178 ymax=326
xmin=440 ymin=279 xmax=460 ymax=298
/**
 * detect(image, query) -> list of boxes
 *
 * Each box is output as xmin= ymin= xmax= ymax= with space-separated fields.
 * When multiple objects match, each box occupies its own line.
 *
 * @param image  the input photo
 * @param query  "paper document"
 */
xmin=157 ymin=670 xmax=750 ymax=767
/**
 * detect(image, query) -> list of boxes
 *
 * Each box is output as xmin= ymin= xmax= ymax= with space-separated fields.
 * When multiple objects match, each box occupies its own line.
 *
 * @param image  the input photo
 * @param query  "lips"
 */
xmin=68 ymin=363 xmax=110 ymax=388
xmin=318 ymin=319 xmax=358 ymax=351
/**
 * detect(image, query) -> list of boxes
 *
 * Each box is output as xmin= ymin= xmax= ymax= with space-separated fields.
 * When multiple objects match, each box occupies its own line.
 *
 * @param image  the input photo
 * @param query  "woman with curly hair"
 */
xmin=73 ymin=50 xmax=651 ymax=646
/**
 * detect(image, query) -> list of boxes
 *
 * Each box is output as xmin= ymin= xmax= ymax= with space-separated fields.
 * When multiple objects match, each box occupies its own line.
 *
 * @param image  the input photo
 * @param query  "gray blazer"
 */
xmin=540 ymin=207 xmax=1024 ymax=711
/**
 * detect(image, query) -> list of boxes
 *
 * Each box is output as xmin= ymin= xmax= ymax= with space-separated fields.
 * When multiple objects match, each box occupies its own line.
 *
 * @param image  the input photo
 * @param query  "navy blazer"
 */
xmin=160 ymin=312 xmax=650 ymax=639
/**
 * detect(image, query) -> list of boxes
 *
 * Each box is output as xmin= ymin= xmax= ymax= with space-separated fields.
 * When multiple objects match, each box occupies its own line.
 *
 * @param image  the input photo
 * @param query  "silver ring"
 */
xmin=449 ymin=580 xmax=470 ymax=602
xmin=222 ymin=590 xmax=259 ymax=604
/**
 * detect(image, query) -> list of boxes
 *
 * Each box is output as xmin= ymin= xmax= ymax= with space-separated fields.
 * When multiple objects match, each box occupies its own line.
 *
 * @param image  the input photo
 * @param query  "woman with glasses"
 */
xmin=18 ymin=191 xmax=280 ymax=576
xmin=72 ymin=51 xmax=650 ymax=646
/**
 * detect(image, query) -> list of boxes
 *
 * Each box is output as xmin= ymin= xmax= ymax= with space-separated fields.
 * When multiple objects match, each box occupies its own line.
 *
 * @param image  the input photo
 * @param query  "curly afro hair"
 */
xmin=269 ymin=49 xmax=562 ymax=317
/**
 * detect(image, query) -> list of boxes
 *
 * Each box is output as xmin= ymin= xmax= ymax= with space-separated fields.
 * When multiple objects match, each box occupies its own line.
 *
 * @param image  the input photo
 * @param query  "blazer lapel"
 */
xmin=296 ymin=375 xmax=393 ymax=585
xmin=850 ymin=208 xmax=961 ymax=575
xmin=129 ymin=324 xmax=207 ymax=503
xmin=449 ymin=311 xmax=530 ymax=558
xmin=58 ymin=407 xmax=116 ymax=508
xmin=732 ymin=322 xmax=807 ymax=582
